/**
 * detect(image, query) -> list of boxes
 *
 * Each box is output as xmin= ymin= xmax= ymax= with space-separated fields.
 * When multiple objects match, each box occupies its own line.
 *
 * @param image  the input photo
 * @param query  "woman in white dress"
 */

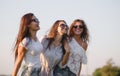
xmin=67 ymin=19 xmax=89 ymax=76
xmin=40 ymin=20 xmax=70 ymax=76
xmin=12 ymin=13 xmax=43 ymax=76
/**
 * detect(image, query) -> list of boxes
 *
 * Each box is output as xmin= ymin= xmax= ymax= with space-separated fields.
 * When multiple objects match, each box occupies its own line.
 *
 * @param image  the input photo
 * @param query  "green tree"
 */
xmin=93 ymin=68 xmax=102 ymax=76
xmin=93 ymin=59 xmax=120 ymax=76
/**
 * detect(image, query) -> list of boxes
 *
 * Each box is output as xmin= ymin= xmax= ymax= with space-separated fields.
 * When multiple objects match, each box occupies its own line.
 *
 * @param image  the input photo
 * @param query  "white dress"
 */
xmin=67 ymin=38 xmax=87 ymax=76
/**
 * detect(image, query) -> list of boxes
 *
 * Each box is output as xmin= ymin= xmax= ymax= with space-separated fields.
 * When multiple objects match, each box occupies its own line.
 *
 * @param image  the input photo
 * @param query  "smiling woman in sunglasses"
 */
xmin=40 ymin=20 xmax=70 ymax=76
xmin=12 ymin=13 xmax=43 ymax=76
xmin=67 ymin=19 xmax=89 ymax=76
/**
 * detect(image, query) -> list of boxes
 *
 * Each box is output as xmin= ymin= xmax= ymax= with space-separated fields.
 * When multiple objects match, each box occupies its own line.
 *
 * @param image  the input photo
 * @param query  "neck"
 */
xmin=73 ymin=35 xmax=81 ymax=41
xmin=30 ymin=30 xmax=37 ymax=41
xmin=53 ymin=34 xmax=63 ymax=47
xmin=54 ymin=34 xmax=63 ymax=43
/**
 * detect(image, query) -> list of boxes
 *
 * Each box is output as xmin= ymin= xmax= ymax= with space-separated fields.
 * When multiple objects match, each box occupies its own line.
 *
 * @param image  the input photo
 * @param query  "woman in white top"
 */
xmin=67 ymin=19 xmax=89 ymax=76
xmin=40 ymin=20 xmax=70 ymax=76
xmin=12 ymin=13 xmax=43 ymax=76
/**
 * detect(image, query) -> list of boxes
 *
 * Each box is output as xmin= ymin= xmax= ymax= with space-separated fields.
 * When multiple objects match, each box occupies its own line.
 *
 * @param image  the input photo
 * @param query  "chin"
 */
xmin=74 ymin=33 xmax=81 ymax=36
xmin=37 ymin=27 xmax=40 ymax=30
xmin=75 ymin=32 xmax=80 ymax=35
xmin=35 ymin=28 xmax=39 ymax=31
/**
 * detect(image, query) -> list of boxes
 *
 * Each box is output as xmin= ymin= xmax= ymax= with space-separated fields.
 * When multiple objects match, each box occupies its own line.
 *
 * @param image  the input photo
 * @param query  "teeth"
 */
xmin=76 ymin=30 xmax=80 ymax=31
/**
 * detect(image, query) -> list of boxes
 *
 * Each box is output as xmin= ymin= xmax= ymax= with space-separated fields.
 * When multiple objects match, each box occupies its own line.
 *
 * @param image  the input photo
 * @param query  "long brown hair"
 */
xmin=69 ymin=19 xmax=89 ymax=42
xmin=13 ymin=13 xmax=34 ymax=61
xmin=47 ymin=20 xmax=68 ymax=54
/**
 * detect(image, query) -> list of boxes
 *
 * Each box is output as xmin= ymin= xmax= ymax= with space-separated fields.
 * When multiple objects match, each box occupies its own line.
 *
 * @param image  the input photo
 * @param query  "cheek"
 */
xmin=62 ymin=29 xmax=68 ymax=33
xmin=72 ymin=29 xmax=75 ymax=33
xmin=57 ymin=27 xmax=62 ymax=33
xmin=80 ymin=29 xmax=83 ymax=33
xmin=29 ymin=22 xmax=34 ymax=27
xmin=30 ymin=25 xmax=35 ymax=29
xmin=31 ymin=22 xmax=37 ymax=26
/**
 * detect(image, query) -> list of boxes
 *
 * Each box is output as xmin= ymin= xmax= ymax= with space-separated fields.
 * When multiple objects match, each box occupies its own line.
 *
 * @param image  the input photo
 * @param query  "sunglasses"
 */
xmin=31 ymin=19 xmax=39 ymax=23
xmin=60 ymin=24 xmax=68 ymax=29
xmin=73 ymin=25 xmax=84 ymax=29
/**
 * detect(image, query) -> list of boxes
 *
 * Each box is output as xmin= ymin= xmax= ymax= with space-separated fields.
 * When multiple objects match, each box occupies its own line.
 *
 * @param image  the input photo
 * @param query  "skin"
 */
xmin=72 ymin=21 xmax=88 ymax=76
xmin=12 ymin=16 xmax=40 ymax=76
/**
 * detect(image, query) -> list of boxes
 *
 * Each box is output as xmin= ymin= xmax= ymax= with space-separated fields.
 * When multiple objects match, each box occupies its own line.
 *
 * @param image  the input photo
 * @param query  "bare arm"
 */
xmin=12 ymin=46 xmax=26 ymax=76
xmin=78 ymin=42 xmax=88 ymax=76
xmin=82 ymin=42 xmax=88 ymax=51
xmin=61 ymin=51 xmax=70 ymax=66
xmin=61 ymin=41 xmax=70 ymax=66
xmin=78 ymin=62 xmax=82 ymax=76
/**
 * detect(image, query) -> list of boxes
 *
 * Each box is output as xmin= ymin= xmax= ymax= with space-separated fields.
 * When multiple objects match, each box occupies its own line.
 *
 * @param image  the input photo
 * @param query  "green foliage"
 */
xmin=93 ymin=59 xmax=120 ymax=76
xmin=93 ymin=68 xmax=102 ymax=76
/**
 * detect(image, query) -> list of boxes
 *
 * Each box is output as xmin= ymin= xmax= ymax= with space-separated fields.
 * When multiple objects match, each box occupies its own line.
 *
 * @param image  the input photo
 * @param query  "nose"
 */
xmin=37 ymin=20 xmax=39 ymax=23
xmin=37 ymin=21 xmax=40 ymax=24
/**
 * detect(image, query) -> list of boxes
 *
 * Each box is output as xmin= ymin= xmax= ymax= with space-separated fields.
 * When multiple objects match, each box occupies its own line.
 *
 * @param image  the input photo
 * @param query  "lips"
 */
xmin=75 ymin=29 xmax=81 ymax=32
xmin=36 ymin=24 xmax=39 ymax=27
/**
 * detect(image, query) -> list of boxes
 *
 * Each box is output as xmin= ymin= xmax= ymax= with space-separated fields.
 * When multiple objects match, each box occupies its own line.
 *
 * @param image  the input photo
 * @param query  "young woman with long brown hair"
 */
xmin=12 ymin=13 xmax=43 ymax=76
xmin=40 ymin=20 xmax=70 ymax=76
xmin=67 ymin=19 xmax=89 ymax=76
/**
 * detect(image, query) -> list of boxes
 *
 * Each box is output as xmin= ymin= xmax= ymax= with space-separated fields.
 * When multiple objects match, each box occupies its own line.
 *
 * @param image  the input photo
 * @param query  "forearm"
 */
xmin=78 ymin=62 xmax=82 ymax=76
xmin=12 ymin=47 xmax=25 ymax=76
xmin=61 ymin=51 xmax=70 ymax=66
xmin=12 ymin=62 xmax=20 ymax=76
xmin=12 ymin=62 xmax=21 ymax=76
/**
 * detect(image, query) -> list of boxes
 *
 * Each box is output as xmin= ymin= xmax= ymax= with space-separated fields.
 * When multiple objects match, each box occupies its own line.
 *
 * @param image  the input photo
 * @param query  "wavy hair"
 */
xmin=47 ymin=20 xmax=68 ymax=54
xmin=69 ymin=19 xmax=89 ymax=42
xmin=13 ymin=13 xmax=34 ymax=61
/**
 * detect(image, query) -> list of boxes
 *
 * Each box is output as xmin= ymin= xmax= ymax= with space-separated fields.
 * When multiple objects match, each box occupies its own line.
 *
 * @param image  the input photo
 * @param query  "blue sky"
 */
xmin=0 ymin=0 xmax=120 ymax=75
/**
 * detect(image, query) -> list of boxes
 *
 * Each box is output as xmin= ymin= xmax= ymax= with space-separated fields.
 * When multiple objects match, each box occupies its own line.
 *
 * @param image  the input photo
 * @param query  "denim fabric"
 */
xmin=21 ymin=67 xmax=41 ymax=76
xmin=53 ymin=65 xmax=76 ymax=76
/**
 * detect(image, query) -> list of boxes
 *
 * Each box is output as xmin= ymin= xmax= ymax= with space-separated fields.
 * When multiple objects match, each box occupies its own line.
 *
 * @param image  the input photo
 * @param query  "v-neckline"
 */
xmin=52 ymin=43 xmax=62 ymax=49
xmin=31 ymin=38 xmax=38 ymax=43
xmin=73 ymin=38 xmax=85 ymax=51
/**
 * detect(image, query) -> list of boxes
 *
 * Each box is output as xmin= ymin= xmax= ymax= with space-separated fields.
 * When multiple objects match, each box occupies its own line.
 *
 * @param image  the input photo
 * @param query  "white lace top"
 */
xmin=67 ymin=38 xmax=87 ymax=75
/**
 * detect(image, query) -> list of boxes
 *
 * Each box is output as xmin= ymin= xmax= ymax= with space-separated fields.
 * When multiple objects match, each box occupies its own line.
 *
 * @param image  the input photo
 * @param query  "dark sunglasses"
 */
xmin=31 ymin=19 xmax=39 ymax=23
xmin=73 ymin=25 xmax=84 ymax=29
xmin=60 ymin=24 xmax=68 ymax=29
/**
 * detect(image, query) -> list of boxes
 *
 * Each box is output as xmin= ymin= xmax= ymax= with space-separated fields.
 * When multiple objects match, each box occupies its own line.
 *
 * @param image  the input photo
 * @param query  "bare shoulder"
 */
xmin=82 ymin=42 xmax=88 ymax=51
xmin=18 ymin=46 xmax=27 ymax=54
